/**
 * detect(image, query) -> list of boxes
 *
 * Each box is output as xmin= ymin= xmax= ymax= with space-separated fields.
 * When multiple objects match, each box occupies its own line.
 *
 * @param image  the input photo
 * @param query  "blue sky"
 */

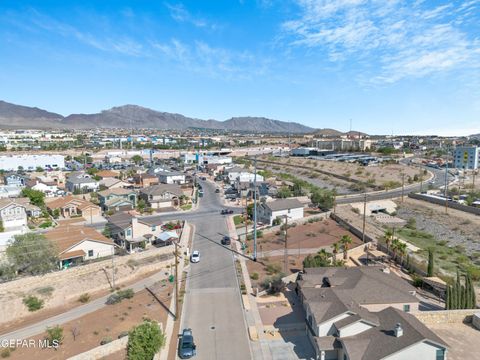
xmin=0 ymin=0 xmax=479 ymax=135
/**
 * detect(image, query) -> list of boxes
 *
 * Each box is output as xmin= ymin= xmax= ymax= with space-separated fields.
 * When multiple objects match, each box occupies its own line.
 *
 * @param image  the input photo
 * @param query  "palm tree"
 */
xmin=340 ymin=235 xmax=353 ymax=260
xmin=396 ymin=242 xmax=407 ymax=267
xmin=331 ymin=242 xmax=340 ymax=265
xmin=384 ymin=228 xmax=394 ymax=254
xmin=391 ymin=239 xmax=401 ymax=263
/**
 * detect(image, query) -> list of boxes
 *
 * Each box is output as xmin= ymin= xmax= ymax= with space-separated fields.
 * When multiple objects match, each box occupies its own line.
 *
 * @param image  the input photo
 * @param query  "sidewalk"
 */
xmin=156 ymin=222 xmax=194 ymax=360
xmin=226 ymin=215 xmax=273 ymax=360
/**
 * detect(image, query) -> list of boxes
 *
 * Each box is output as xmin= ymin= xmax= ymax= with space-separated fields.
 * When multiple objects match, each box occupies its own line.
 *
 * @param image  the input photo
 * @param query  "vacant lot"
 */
xmin=258 ymin=155 xmax=423 ymax=190
xmin=7 ymin=283 xmax=173 ymax=360
xmin=245 ymin=218 xmax=362 ymax=258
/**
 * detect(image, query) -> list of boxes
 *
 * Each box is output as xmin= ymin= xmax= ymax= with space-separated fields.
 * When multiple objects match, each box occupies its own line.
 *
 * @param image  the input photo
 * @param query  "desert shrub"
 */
xmin=23 ymin=295 xmax=44 ymax=311
xmin=100 ymin=336 xmax=113 ymax=345
xmin=106 ymin=289 xmax=134 ymax=304
xmin=45 ymin=325 xmax=63 ymax=346
xmin=36 ymin=286 xmax=54 ymax=297
xmin=250 ymin=272 xmax=259 ymax=280
xmin=78 ymin=293 xmax=90 ymax=303
xmin=266 ymin=263 xmax=282 ymax=275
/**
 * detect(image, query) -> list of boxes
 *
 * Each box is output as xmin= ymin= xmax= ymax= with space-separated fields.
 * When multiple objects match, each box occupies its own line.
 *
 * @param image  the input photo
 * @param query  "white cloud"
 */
xmin=283 ymin=0 xmax=480 ymax=83
xmin=164 ymin=3 xmax=215 ymax=29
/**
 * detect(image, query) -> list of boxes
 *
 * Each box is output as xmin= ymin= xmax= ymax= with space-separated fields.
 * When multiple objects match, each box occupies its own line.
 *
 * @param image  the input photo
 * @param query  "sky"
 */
xmin=0 ymin=0 xmax=479 ymax=135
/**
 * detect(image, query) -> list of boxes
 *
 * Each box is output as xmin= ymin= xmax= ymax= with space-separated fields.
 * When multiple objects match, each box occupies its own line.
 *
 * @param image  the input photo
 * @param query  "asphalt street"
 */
xmin=178 ymin=179 xmax=252 ymax=360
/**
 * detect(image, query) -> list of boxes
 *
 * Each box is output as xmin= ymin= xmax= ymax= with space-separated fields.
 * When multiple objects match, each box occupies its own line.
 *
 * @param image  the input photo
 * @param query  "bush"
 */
xmin=23 ymin=295 xmax=44 ymax=312
xmin=36 ymin=286 xmax=54 ymax=297
xmin=1 ymin=349 xmax=11 ymax=358
xmin=118 ymin=331 xmax=129 ymax=339
xmin=250 ymin=272 xmax=259 ymax=280
xmin=127 ymin=321 xmax=166 ymax=360
xmin=266 ymin=263 xmax=282 ymax=275
xmin=411 ymin=274 xmax=423 ymax=288
xmin=45 ymin=325 xmax=63 ymax=346
xmin=78 ymin=293 xmax=90 ymax=303
xmin=100 ymin=336 xmax=113 ymax=345
xmin=106 ymin=289 xmax=134 ymax=305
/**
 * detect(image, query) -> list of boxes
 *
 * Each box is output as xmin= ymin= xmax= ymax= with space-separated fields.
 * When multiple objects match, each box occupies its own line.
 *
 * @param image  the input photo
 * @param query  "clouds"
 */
xmin=283 ymin=0 xmax=480 ymax=83
xmin=165 ymin=2 xmax=217 ymax=30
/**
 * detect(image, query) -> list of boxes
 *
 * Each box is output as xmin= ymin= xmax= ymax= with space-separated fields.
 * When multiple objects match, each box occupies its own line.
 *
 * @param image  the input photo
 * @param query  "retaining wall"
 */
xmin=408 ymin=193 xmax=480 ymax=216
xmin=413 ymin=309 xmax=478 ymax=325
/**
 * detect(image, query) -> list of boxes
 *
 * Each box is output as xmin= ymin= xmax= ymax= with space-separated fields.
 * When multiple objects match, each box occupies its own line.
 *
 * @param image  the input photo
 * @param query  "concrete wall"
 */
xmin=383 ymin=341 xmax=445 ymax=360
xmin=408 ymin=193 xmax=480 ymax=216
xmin=362 ymin=302 xmax=419 ymax=313
xmin=68 ymin=336 xmax=128 ymax=360
xmin=412 ymin=309 xmax=478 ymax=325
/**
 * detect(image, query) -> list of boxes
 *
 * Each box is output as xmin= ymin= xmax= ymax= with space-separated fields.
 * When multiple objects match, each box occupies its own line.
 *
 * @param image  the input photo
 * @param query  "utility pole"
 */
xmin=444 ymin=148 xmax=449 ymax=214
xmin=174 ymin=241 xmax=179 ymax=321
xmin=401 ymin=173 xmax=405 ymax=202
xmin=112 ymin=246 xmax=115 ymax=289
xmin=473 ymin=170 xmax=477 ymax=189
xmin=253 ymin=155 xmax=258 ymax=261
xmin=244 ymin=194 xmax=248 ymax=244
xmin=284 ymin=215 xmax=288 ymax=274
xmin=362 ymin=193 xmax=367 ymax=243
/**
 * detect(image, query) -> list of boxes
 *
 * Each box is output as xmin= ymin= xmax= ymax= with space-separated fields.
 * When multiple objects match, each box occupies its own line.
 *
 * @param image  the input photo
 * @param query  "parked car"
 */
xmin=221 ymin=236 xmax=231 ymax=245
xmin=200 ymin=176 xmax=207 ymax=181
xmin=178 ymin=328 xmax=197 ymax=359
xmin=215 ymin=188 xmax=220 ymax=193
xmin=190 ymin=250 xmax=200 ymax=263
xmin=221 ymin=209 xmax=234 ymax=215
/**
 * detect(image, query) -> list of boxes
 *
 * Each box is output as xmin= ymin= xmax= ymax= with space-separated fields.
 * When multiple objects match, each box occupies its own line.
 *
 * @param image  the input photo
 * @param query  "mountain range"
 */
xmin=0 ymin=101 xmax=314 ymax=133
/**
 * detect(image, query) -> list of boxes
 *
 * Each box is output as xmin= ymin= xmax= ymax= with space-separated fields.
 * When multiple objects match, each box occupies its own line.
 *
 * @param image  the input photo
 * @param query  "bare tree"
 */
xmin=71 ymin=325 xmax=80 ymax=341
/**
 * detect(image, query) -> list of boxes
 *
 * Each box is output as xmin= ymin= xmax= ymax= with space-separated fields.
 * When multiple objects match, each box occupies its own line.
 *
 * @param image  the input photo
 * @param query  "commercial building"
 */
xmin=0 ymin=154 xmax=65 ymax=171
xmin=454 ymin=146 xmax=479 ymax=170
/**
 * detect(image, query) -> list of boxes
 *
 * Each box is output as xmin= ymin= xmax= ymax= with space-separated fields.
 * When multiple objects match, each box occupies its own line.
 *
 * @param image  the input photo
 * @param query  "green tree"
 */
xmin=137 ymin=199 xmax=147 ymax=213
xmin=0 ymin=220 xmax=4 ymax=233
xmin=292 ymin=181 xmax=304 ymax=196
xmin=340 ymin=235 xmax=353 ymax=260
xmin=384 ymin=228 xmax=394 ymax=254
xmin=131 ymin=155 xmax=143 ymax=165
xmin=21 ymin=188 xmax=45 ymax=207
xmin=45 ymin=325 xmax=64 ymax=349
xmin=427 ymin=248 xmax=434 ymax=277
xmin=277 ymin=187 xmax=292 ymax=198
xmin=331 ymin=242 xmax=340 ymax=265
xmin=6 ymin=233 xmax=58 ymax=275
xmin=36 ymin=166 xmax=44 ymax=172
xmin=310 ymin=189 xmax=334 ymax=209
xmin=127 ymin=320 xmax=165 ymax=360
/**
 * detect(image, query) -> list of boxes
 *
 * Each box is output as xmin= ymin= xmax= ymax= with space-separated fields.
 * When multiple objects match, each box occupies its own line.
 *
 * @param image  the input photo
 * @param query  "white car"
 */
xmin=190 ymin=250 xmax=200 ymax=263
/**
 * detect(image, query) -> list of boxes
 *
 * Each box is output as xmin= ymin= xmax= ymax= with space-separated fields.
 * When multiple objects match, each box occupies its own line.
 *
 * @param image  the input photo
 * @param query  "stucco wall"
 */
xmin=413 ymin=309 xmax=477 ymax=325
xmin=383 ymin=341 xmax=445 ymax=360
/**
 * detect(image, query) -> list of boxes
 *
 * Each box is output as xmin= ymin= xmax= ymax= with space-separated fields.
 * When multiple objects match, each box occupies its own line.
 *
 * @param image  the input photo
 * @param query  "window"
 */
xmin=403 ymin=304 xmax=410 ymax=312
xmin=127 ymin=228 xmax=132 ymax=236
xmin=436 ymin=349 xmax=445 ymax=360
xmin=88 ymin=250 xmax=94 ymax=257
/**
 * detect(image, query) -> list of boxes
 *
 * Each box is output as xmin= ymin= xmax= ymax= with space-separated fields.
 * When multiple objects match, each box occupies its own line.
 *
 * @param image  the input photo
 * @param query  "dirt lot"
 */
xmin=259 ymin=155 xmax=422 ymax=189
xmin=246 ymin=255 xmax=307 ymax=289
xmin=7 ymin=283 xmax=173 ymax=360
xmin=245 ymin=218 xmax=362 ymax=257
xmin=0 ymin=246 xmax=174 ymax=328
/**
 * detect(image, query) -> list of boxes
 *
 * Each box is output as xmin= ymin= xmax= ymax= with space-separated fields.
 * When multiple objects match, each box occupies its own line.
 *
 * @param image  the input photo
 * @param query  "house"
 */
xmin=45 ymin=225 xmax=116 ymax=269
xmin=46 ymin=196 xmax=101 ymax=221
xmin=133 ymin=173 xmax=159 ymax=188
xmin=100 ymin=177 xmax=130 ymax=190
xmin=4 ymin=174 xmax=27 ymax=187
xmin=31 ymin=181 xmax=64 ymax=197
xmin=66 ymin=172 xmax=99 ymax=193
xmin=0 ymin=185 xmax=23 ymax=199
xmin=106 ymin=212 xmax=171 ymax=252
xmin=0 ymin=199 xmax=28 ymax=231
xmin=225 ymin=166 xmax=264 ymax=183
xmin=156 ymin=171 xmax=186 ymax=185
xmin=139 ymin=184 xmax=183 ymax=209
xmin=297 ymin=267 xmax=448 ymax=360
xmin=257 ymin=198 xmax=304 ymax=226
xmin=96 ymin=169 xmax=120 ymax=179
xmin=98 ymin=188 xmax=137 ymax=213
xmin=15 ymin=198 xmax=42 ymax=218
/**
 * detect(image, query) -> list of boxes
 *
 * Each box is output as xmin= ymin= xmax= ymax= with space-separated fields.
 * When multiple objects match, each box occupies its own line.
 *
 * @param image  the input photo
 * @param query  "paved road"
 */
xmin=179 ymin=179 xmax=251 ymax=360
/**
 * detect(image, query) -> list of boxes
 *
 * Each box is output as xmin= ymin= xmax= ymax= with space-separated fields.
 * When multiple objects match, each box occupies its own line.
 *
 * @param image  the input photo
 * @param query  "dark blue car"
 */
xmin=178 ymin=328 xmax=196 ymax=359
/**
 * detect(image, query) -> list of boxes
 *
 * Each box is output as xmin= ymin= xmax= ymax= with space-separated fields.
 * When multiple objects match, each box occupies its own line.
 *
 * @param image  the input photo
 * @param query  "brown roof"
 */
xmin=47 ymin=196 xmax=99 ymax=211
xmin=59 ymin=249 xmax=86 ymax=260
xmin=45 ymin=225 xmax=113 ymax=254
xmin=96 ymin=170 xmax=119 ymax=178
xmin=0 ymin=198 xmax=26 ymax=210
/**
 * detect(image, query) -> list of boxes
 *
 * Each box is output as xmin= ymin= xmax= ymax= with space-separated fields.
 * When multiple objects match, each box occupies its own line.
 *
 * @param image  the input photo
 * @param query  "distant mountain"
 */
xmin=0 ymin=101 xmax=315 ymax=133
xmin=469 ymin=133 xmax=480 ymax=139
xmin=345 ymin=130 xmax=369 ymax=137
xmin=0 ymin=101 xmax=64 ymax=128
xmin=314 ymin=128 xmax=345 ymax=137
